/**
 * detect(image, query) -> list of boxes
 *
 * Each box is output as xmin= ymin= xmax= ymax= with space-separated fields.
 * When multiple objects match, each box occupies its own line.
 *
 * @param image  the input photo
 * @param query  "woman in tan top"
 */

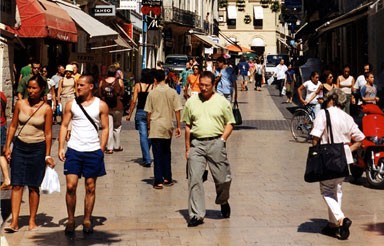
xmin=58 ymin=64 xmax=77 ymax=141
xmin=3 ymin=74 xmax=55 ymax=232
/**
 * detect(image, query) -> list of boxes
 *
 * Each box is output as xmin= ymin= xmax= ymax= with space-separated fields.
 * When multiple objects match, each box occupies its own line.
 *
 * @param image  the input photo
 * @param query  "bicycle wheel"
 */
xmin=291 ymin=109 xmax=313 ymax=143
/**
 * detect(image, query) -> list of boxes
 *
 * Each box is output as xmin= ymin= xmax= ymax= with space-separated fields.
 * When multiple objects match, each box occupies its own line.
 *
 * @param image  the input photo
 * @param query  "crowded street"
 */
xmin=1 ymin=84 xmax=384 ymax=245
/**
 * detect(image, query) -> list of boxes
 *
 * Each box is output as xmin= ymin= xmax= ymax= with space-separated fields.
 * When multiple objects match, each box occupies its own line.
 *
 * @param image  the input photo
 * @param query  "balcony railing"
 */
xmin=163 ymin=6 xmax=201 ymax=28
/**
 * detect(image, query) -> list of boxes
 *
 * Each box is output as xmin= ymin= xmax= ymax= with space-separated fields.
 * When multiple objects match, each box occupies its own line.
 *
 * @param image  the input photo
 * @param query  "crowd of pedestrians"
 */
xmin=0 ymin=53 xmax=382 ymax=240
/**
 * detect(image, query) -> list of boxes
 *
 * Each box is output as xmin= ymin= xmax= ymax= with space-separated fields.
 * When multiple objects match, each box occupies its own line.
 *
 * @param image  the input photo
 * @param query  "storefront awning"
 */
xmin=225 ymin=44 xmax=254 ymax=53
xmin=315 ymin=1 xmax=377 ymax=35
xmin=191 ymin=34 xmax=226 ymax=49
xmin=251 ymin=37 xmax=265 ymax=47
xmin=114 ymin=23 xmax=138 ymax=50
xmin=90 ymin=35 xmax=132 ymax=51
xmin=55 ymin=0 xmax=117 ymax=40
xmin=6 ymin=0 xmax=77 ymax=42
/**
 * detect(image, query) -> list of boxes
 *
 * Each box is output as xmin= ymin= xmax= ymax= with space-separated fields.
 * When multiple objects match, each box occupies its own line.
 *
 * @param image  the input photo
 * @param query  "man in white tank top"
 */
xmin=58 ymin=75 xmax=109 ymax=235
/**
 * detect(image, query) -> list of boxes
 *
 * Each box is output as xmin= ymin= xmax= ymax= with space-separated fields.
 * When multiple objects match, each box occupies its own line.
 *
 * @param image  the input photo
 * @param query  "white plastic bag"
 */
xmin=267 ymin=76 xmax=275 ymax=85
xmin=281 ymin=86 xmax=287 ymax=96
xmin=41 ymin=167 xmax=60 ymax=194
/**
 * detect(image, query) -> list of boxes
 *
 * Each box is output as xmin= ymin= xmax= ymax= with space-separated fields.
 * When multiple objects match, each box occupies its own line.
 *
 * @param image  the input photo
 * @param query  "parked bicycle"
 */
xmin=290 ymin=105 xmax=316 ymax=142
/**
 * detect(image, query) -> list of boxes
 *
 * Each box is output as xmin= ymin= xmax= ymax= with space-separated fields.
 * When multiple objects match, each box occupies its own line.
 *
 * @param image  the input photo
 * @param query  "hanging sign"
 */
xmin=94 ymin=5 xmax=115 ymax=16
xmin=142 ymin=0 xmax=162 ymax=6
xmin=119 ymin=0 xmax=137 ymax=10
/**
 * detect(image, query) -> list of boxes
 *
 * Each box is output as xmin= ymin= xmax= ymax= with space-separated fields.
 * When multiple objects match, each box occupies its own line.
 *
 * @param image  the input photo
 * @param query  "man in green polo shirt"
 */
xmin=182 ymin=71 xmax=235 ymax=227
xmin=17 ymin=60 xmax=49 ymax=101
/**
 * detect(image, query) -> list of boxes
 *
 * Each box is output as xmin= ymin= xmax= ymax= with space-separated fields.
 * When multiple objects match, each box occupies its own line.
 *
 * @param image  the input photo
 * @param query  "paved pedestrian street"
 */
xmin=1 ymin=85 xmax=384 ymax=245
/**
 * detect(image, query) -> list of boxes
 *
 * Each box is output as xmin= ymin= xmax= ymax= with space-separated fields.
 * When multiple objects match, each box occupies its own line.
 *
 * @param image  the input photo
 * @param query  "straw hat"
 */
xmin=65 ymin=64 xmax=74 ymax=72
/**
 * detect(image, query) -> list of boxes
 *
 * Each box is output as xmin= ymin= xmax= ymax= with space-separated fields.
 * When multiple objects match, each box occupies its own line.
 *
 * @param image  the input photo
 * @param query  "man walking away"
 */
xmin=144 ymin=69 xmax=182 ymax=189
xmin=182 ymin=71 xmax=236 ymax=227
xmin=58 ymin=75 xmax=109 ymax=235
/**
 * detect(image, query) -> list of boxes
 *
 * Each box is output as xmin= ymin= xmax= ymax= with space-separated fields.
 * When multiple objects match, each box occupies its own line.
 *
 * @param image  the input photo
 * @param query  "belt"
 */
xmin=193 ymin=135 xmax=220 ymax=141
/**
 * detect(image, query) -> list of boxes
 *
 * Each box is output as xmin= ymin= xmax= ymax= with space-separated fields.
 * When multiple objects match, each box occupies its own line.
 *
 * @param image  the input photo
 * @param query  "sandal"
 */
xmin=164 ymin=180 xmax=176 ymax=186
xmin=153 ymin=183 xmax=163 ymax=189
xmin=4 ymin=226 xmax=19 ymax=233
xmin=105 ymin=149 xmax=113 ymax=154
xmin=113 ymin=147 xmax=123 ymax=152
xmin=65 ymin=221 xmax=75 ymax=235
xmin=83 ymin=220 xmax=93 ymax=233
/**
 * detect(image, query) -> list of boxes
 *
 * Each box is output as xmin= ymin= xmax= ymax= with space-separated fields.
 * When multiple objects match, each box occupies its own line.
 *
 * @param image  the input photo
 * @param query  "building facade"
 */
xmin=217 ymin=0 xmax=282 ymax=58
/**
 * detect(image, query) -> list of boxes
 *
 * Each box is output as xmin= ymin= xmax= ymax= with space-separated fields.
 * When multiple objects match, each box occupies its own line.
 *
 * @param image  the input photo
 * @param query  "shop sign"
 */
xmin=142 ymin=0 xmax=162 ymax=6
xmin=70 ymin=53 xmax=100 ymax=63
xmin=94 ymin=5 xmax=116 ymax=16
xmin=119 ymin=0 xmax=137 ymax=10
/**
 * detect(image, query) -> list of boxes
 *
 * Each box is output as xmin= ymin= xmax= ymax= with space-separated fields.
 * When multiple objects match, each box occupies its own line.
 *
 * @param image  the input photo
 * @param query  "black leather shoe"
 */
xmin=221 ymin=202 xmax=231 ymax=218
xmin=187 ymin=217 xmax=204 ymax=227
xmin=338 ymin=218 xmax=352 ymax=240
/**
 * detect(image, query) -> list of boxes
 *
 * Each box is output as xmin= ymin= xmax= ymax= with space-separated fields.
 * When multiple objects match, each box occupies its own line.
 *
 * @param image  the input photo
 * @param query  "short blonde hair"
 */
xmin=113 ymin=62 xmax=120 ymax=69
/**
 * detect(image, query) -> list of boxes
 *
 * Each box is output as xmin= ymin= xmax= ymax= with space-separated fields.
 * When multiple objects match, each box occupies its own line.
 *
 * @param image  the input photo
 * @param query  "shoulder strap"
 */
xmin=75 ymin=97 xmax=98 ymax=132
xmin=325 ymin=109 xmax=334 ymax=144
xmin=17 ymin=102 xmax=45 ymax=137
xmin=144 ymin=83 xmax=151 ymax=92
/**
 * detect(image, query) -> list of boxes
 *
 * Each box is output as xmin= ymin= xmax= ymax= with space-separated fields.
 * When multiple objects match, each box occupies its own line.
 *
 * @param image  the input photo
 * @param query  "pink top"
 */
xmin=0 ymin=91 xmax=6 ymax=126
xmin=311 ymin=106 xmax=365 ymax=163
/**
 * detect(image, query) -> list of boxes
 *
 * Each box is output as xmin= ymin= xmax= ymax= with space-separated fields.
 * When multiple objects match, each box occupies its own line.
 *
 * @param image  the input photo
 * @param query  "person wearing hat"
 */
xmin=58 ymin=64 xmax=77 ymax=141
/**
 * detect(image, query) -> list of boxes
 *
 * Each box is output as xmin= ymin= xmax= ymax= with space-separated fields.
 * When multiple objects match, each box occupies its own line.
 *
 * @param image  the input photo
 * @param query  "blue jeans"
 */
xmin=135 ymin=109 xmax=151 ymax=164
xmin=151 ymin=138 xmax=172 ymax=185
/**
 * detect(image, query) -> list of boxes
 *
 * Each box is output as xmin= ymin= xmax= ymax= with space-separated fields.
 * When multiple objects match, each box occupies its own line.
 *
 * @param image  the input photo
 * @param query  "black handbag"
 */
xmin=232 ymin=101 xmax=242 ymax=125
xmin=304 ymin=109 xmax=349 ymax=183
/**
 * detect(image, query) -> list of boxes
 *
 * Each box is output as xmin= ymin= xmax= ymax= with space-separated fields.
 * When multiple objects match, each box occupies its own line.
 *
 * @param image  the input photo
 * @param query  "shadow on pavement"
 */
xmin=297 ymin=218 xmax=328 ymax=233
xmin=364 ymin=222 xmax=384 ymax=235
xmin=178 ymin=209 xmax=227 ymax=223
xmin=233 ymin=125 xmax=258 ymax=130
xmin=30 ymin=229 xmax=121 ymax=245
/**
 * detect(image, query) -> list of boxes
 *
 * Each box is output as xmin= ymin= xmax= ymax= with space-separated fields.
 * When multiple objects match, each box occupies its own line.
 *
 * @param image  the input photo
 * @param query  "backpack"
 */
xmin=103 ymin=79 xmax=118 ymax=108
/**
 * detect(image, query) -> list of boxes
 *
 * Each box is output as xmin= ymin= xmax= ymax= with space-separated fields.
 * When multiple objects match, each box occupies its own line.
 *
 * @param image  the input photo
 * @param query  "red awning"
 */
xmin=6 ymin=0 xmax=77 ymax=42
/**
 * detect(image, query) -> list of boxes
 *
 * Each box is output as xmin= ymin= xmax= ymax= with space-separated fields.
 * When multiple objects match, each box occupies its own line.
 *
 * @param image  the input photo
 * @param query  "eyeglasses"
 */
xmin=328 ymin=76 xmax=333 ymax=79
xmin=42 ymin=70 xmax=47 ymax=73
xmin=32 ymin=67 xmax=40 ymax=70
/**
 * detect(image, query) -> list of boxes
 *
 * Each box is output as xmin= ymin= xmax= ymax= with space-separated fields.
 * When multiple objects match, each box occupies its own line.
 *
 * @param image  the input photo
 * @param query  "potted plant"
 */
xmin=219 ymin=0 xmax=228 ymax=8
xmin=271 ymin=1 xmax=280 ymax=12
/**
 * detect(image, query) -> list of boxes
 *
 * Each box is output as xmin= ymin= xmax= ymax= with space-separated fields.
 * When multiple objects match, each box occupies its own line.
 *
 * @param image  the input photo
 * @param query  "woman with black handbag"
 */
xmin=310 ymin=88 xmax=364 ymax=240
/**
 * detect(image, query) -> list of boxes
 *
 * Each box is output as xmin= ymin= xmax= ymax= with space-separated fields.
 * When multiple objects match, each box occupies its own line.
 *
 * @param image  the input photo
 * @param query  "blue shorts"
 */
xmin=64 ymin=148 xmax=106 ymax=178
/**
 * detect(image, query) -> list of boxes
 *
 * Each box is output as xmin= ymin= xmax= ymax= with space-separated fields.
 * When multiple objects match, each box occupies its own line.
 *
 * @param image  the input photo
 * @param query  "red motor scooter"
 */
xmin=350 ymin=104 xmax=384 ymax=188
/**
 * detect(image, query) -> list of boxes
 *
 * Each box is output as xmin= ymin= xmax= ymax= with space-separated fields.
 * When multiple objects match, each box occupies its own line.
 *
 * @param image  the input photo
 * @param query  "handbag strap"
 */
xmin=325 ymin=109 xmax=334 ymax=144
xmin=233 ymin=101 xmax=239 ymax=109
xmin=17 ymin=102 xmax=45 ymax=137
xmin=75 ymin=97 xmax=98 ymax=132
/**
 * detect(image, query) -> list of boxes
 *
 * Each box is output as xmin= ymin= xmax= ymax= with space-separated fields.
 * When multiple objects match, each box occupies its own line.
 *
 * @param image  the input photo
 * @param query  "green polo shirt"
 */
xmin=182 ymin=93 xmax=235 ymax=138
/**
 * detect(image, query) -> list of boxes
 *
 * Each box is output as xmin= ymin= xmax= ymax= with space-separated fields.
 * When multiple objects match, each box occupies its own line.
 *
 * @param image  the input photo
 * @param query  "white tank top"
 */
xmin=67 ymin=97 xmax=101 ymax=151
xmin=338 ymin=75 xmax=353 ymax=95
